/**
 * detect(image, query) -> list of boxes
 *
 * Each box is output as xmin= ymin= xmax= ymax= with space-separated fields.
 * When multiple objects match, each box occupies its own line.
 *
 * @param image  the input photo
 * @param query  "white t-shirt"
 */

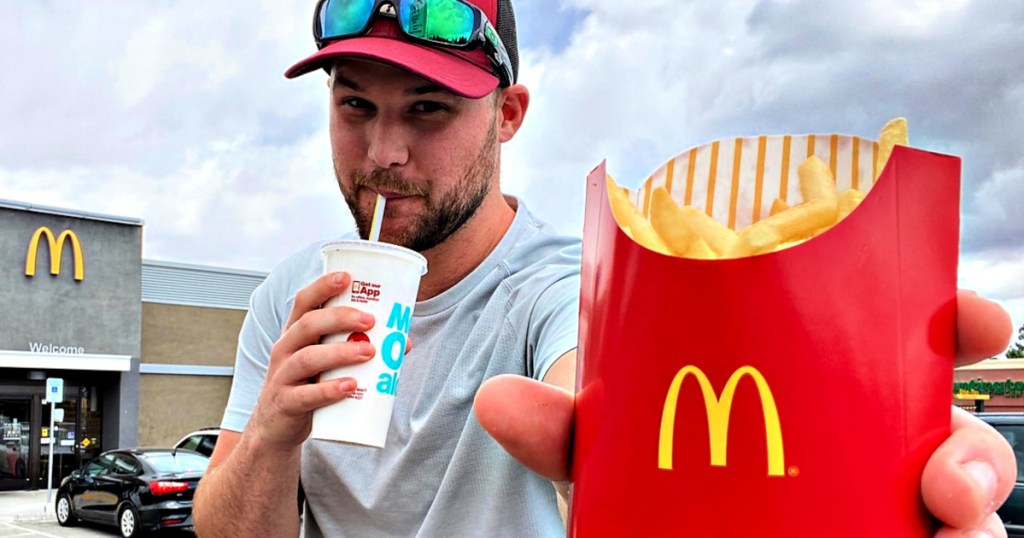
xmin=222 ymin=199 xmax=581 ymax=537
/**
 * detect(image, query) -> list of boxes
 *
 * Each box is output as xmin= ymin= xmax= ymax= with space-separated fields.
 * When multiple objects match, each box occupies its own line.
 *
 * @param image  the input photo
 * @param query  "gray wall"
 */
xmin=0 ymin=208 xmax=142 ymax=355
xmin=0 ymin=206 xmax=143 ymax=446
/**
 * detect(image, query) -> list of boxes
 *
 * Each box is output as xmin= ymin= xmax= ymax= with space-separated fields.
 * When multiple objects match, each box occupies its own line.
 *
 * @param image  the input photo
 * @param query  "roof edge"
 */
xmin=0 ymin=198 xmax=144 ymax=226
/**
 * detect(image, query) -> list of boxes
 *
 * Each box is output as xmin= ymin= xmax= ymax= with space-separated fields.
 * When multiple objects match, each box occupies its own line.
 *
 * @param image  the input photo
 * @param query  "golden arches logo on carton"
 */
xmin=658 ymin=365 xmax=785 ymax=476
xmin=25 ymin=227 xmax=84 ymax=281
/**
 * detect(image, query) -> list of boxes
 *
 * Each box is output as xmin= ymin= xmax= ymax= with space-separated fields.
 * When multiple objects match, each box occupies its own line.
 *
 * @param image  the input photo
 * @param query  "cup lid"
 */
xmin=321 ymin=240 xmax=428 ymax=276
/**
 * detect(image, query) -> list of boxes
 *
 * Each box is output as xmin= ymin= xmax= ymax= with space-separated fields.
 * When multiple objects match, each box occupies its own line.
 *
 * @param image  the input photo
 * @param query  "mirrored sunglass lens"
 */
xmin=322 ymin=0 xmax=376 ymax=38
xmin=399 ymin=0 xmax=475 ymax=45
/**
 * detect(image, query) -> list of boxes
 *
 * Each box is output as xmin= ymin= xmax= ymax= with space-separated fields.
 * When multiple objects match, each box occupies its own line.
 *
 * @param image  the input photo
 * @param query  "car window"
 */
xmin=178 ymin=434 xmax=217 ymax=457
xmin=112 ymin=454 xmax=142 ymax=475
xmin=84 ymin=453 xmax=116 ymax=477
xmin=142 ymin=452 xmax=210 ymax=474
xmin=992 ymin=424 xmax=1024 ymax=482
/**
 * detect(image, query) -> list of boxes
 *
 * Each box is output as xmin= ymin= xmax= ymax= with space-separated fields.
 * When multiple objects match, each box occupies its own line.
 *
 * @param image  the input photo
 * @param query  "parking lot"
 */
xmin=0 ymin=490 xmax=194 ymax=538
xmin=0 ymin=519 xmax=194 ymax=538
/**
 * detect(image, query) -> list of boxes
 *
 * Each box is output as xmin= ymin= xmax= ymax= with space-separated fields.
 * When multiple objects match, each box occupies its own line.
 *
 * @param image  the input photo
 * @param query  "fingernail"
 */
xmin=960 ymin=529 xmax=995 ymax=538
xmin=338 ymin=379 xmax=356 ymax=393
xmin=357 ymin=342 xmax=374 ymax=357
xmin=963 ymin=460 xmax=997 ymax=509
xmin=359 ymin=312 xmax=374 ymax=324
xmin=332 ymin=273 xmax=346 ymax=285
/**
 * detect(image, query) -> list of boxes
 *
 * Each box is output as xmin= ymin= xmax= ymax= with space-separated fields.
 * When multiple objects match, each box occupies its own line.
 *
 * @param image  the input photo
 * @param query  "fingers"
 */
xmin=933 ymin=512 xmax=1008 ymax=538
xmin=956 ymin=290 xmax=1014 ymax=367
xmin=275 ymin=377 xmax=359 ymax=418
xmin=274 ymin=306 xmax=375 ymax=367
xmin=473 ymin=374 xmax=574 ymax=481
xmin=922 ymin=407 xmax=1016 ymax=529
xmin=285 ymin=272 xmax=353 ymax=330
xmin=274 ymin=342 xmax=375 ymax=387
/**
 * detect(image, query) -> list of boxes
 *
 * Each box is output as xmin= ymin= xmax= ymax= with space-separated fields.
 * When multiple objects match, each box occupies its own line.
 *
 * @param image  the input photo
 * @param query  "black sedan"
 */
xmin=55 ymin=448 xmax=208 ymax=537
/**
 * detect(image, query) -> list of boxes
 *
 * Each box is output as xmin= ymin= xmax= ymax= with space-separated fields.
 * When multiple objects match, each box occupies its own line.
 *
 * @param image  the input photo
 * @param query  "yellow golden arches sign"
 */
xmin=658 ymin=365 xmax=785 ymax=476
xmin=25 ymin=226 xmax=84 ymax=281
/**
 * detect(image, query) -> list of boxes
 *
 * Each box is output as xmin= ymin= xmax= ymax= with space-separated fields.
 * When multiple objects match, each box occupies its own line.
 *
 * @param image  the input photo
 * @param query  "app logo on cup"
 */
xmin=351 ymin=280 xmax=382 ymax=304
xmin=658 ymin=365 xmax=787 ymax=477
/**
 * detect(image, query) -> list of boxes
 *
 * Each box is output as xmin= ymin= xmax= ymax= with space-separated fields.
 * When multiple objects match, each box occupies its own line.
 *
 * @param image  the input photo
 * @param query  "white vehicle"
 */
xmin=173 ymin=427 xmax=220 ymax=458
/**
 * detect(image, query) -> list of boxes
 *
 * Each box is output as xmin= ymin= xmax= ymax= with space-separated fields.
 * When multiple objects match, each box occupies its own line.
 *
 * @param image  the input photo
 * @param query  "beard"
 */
xmin=339 ymin=121 xmax=498 ymax=253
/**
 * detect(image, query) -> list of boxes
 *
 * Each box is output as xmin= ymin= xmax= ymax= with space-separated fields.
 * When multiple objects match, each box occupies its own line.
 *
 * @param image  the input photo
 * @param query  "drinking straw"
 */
xmin=369 ymin=193 xmax=386 ymax=242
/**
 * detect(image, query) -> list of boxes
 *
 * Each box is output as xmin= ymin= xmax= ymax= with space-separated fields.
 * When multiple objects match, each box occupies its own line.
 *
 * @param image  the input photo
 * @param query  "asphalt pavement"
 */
xmin=0 ymin=489 xmax=54 ymax=523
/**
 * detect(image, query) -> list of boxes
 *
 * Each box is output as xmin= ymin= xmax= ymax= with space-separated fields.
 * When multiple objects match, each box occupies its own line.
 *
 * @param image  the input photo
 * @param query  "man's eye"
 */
xmin=341 ymin=97 xmax=374 ymax=111
xmin=412 ymin=101 xmax=448 ymax=113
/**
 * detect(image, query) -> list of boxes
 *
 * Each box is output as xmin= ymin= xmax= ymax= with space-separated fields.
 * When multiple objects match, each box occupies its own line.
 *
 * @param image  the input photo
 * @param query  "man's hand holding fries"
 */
xmin=474 ymin=117 xmax=1018 ymax=535
xmin=475 ymin=292 xmax=1016 ymax=535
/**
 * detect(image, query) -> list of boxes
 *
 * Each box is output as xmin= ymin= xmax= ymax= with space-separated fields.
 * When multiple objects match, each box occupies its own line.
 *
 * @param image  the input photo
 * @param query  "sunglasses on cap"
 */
xmin=312 ymin=0 xmax=514 ymax=88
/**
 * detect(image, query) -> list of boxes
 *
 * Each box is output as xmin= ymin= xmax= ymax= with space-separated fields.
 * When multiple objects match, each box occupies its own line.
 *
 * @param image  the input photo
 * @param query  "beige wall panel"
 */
xmin=142 ymin=303 xmax=247 ymax=366
xmin=138 ymin=374 xmax=233 ymax=447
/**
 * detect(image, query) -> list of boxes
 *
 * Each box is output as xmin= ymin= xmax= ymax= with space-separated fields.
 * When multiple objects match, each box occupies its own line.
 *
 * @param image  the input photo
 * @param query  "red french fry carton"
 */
xmin=570 ymin=134 xmax=960 ymax=537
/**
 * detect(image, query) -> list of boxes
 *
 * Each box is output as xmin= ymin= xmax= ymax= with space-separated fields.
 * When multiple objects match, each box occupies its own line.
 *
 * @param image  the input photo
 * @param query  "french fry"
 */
xmin=688 ymin=237 xmax=717 ymax=260
xmin=875 ymin=117 xmax=909 ymax=180
xmin=838 ymin=189 xmax=865 ymax=220
xmin=678 ymin=206 xmax=749 ymax=258
xmin=738 ymin=197 xmax=838 ymax=254
xmin=607 ymin=176 xmax=671 ymax=255
xmin=650 ymin=188 xmax=697 ymax=256
xmin=774 ymin=238 xmax=809 ymax=252
xmin=798 ymin=156 xmax=837 ymax=203
xmin=606 ymin=118 xmax=904 ymax=259
xmin=770 ymin=198 xmax=789 ymax=216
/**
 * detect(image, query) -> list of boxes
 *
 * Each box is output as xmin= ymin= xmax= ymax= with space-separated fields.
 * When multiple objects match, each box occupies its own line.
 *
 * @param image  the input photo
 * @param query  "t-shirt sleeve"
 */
xmin=220 ymin=279 xmax=285 ymax=433
xmin=528 ymin=274 xmax=580 ymax=382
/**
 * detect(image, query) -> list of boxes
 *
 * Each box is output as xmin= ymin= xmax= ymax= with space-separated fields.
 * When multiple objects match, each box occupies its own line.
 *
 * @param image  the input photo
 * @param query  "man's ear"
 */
xmin=496 ymin=85 xmax=529 ymax=143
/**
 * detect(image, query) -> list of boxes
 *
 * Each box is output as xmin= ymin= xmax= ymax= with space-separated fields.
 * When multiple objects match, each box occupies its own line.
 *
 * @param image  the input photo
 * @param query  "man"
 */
xmin=193 ymin=1 xmax=1017 ymax=536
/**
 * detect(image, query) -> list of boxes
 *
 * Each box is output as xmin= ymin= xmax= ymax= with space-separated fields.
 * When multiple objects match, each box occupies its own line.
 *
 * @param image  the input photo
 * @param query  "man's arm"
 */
xmin=194 ymin=429 xmax=302 ymax=537
xmin=193 ymin=272 xmax=376 ymax=537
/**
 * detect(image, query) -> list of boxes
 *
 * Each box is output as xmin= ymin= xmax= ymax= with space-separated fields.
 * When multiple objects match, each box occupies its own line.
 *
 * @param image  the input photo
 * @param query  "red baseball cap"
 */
xmin=285 ymin=0 xmax=517 ymax=99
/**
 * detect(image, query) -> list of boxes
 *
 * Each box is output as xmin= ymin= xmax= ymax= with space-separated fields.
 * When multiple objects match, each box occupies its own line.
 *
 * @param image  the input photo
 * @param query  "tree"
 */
xmin=1008 ymin=324 xmax=1024 ymax=359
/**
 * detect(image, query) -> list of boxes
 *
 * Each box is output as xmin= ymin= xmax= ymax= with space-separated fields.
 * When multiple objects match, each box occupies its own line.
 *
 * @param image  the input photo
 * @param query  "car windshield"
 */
xmin=993 ymin=424 xmax=1024 ymax=482
xmin=141 ymin=452 xmax=210 ymax=474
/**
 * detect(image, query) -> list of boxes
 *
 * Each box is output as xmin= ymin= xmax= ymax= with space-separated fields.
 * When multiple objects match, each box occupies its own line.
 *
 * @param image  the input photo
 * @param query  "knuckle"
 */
xmin=293 ymin=312 xmax=317 ymax=335
xmin=290 ymin=347 xmax=322 ymax=377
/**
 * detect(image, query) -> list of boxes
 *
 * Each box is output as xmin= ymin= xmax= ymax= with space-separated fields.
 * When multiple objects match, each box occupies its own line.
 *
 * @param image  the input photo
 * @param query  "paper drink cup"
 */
xmin=569 ymin=141 xmax=960 ymax=537
xmin=311 ymin=240 xmax=427 ymax=447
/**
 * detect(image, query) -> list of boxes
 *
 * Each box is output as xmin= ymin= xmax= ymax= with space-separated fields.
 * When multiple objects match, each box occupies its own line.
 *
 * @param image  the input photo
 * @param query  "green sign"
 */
xmin=953 ymin=379 xmax=1024 ymax=398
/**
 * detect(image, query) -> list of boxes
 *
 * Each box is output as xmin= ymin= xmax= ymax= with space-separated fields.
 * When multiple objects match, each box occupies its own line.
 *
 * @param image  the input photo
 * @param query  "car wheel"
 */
xmin=118 ymin=502 xmax=143 ymax=538
xmin=55 ymin=493 xmax=76 ymax=527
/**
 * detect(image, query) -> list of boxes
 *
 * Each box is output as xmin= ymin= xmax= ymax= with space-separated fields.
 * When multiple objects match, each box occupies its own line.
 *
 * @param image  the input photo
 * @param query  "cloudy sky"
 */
xmin=2 ymin=0 xmax=1022 ymax=343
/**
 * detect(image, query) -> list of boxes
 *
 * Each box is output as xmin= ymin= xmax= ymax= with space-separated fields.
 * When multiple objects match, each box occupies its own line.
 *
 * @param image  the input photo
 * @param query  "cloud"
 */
xmin=960 ymin=252 xmax=1024 ymax=338
xmin=1 ymin=0 xmax=1021 ymax=331
xmin=505 ymin=0 xmax=1024 ymax=250
xmin=0 ymin=0 xmax=348 ymax=270
xmin=503 ymin=0 xmax=1024 ymax=331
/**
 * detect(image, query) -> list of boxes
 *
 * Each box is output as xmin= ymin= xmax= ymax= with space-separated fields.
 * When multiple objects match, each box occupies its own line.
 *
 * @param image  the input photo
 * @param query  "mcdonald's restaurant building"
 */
xmin=1 ymin=200 xmax=265 ymax=491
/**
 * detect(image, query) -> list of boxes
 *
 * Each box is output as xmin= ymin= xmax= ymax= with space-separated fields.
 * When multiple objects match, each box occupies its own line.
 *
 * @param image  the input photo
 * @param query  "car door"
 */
xmin=73 ymin=453 xmax=116 ymax=523
xmin=992 ymin=422 xmax=1024 ymax=535
xmin=88 ymin=453 xmax=142 ymax=525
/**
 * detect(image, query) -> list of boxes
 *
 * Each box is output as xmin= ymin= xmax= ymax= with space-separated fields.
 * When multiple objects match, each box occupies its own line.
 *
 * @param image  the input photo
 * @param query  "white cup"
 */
xmin=310 ymin=240 xmax=427 ymax=447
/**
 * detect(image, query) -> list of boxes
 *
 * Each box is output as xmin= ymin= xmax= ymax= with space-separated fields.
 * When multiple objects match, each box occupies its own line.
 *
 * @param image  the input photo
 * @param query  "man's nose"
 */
xmin=367 ymin=119 xmax=410 ymax=169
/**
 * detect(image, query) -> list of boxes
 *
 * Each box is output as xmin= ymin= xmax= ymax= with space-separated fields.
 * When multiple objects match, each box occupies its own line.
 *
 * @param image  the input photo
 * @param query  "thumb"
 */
xmin=473 ymin=374 xmax=574 ymax=481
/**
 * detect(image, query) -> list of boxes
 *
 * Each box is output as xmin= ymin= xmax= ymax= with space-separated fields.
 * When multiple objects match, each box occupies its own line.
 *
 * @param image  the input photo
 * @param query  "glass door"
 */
xmin=0 ymin=397 xmax=31 ymax=491
xmin=38 ymin=397 xmax=80 ymax=489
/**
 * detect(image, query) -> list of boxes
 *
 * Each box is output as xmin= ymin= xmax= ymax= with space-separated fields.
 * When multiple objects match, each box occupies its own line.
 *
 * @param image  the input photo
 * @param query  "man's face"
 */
xmin=329 ymin=59 xmax=500 ymax=252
